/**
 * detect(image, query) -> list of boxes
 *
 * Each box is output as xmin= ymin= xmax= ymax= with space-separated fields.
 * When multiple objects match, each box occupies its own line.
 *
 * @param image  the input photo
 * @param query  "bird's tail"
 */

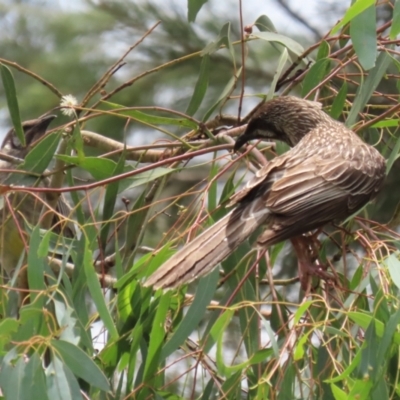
xmin=144 ymin=199 xmax=271 ymax=289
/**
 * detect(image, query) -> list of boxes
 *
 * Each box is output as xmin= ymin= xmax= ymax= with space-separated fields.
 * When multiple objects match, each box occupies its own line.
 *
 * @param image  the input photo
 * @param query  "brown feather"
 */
xmin=144 ymin=96 xmax=386 ymax=290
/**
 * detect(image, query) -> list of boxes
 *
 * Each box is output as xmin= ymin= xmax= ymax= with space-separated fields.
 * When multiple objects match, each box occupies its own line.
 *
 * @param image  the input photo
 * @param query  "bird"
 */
xmin=144 ymin=96 xmax=386 ymax=290
xmin=0 ymin=115 xmax=74 ymax=277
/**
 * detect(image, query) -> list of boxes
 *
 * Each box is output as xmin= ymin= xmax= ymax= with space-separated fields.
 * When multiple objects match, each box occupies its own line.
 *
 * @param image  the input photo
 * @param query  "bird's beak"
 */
xmin=234 ymin=129 xmax=256 ymax=152
xmin=24 ymin=114 xmax=57 ymax=146
xmin=234 ymin=117 xmax=285 ymax=152
xmin=30 ymin=114 xmax=57 ymax=135
xmin=234 ymin=119 xmax=264 ymax=152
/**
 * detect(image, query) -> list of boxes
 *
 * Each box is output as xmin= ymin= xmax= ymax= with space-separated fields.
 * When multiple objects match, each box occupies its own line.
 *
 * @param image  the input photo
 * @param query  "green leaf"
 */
xmin=188 ymin=0 xmax=207 ymax=22
xmin=294 ymin=300 xmax=313 ymax=325
xmin=0 ymin=349 xmax=28 ymax=400
xmin=21 ymin=131 xmax=62 ymax=174
xmin=261 ymin=316 xmax=279 ymax=356
xmin=326 ymin=349 xmax=362 ymax=383
xmin=219 ymin=371 xmax=242 ymax=398
xmin=301 ymin=58 xmax=330 ymax=96
xmin=143 ymin=291 xmax=171 ymax=381
xmin=202 ymin=309 xmax=234 ymax=353
xmin=37 ymin=229 xmax=51 ymax=258
xmin=357 ymin=322 xmax=378 ymax=380
xmin=51 ymin=339 xmax=110 ymax=391
xmin=70 ymin=122 xmax=85 ymax=161
xmin=294 ymin=331 xmax=311 ymax=360
xmin=252 ymin=32 xmax=305 ymax=59
xmin=330 ymin=82 xmax=348 ymax=119
xmin=161 ymin=268 xmax=219 ymax=359
xmin=203 ymin=66 xmax=242 ymax=121
xmin=27 ymin=225 xmax=47 ymax=306
xmin=120 ymin=167 xmax=176 ymax=192
xmin=186 ymin=54 xmax=210 ymax=116
xmin=349 ymin=379 xmax=373 ymax=399
xmin=0 ymin=63 xmax=24 ymax=146
xmin=45 ymin=355 xmax=82 ymax=400
xmin=218 ymin=170 xmax=236 ymax=206
xmin=101 ymin=101 xmax=198 ymax=129
xmin=390 ymin=0 xmax=400 ymax=39
xmin=350 ymin=5 xmax=377 ymax=70
xmin=53 ymin=300 xmax=81 ymax=345
xmin=330 ymin=383 xmax=349 ymax=400
xmin=268 ymin=48 xmax=289 ymax=99
xmin=278 ymin=364 xmax=295 ymax=400
xmin=0 ymin=318 xmax=19 ymax=348
xmin=22 ymin=353 xmax=49 ymax=400
xmin=346 ymin=50 xmax=392 ymax=126
xmin=56 ymin=155 xmax=116 ymax=180
xmin=347 ymin=311 xmax=400 ymax=345
xmin=331 ymin=0 xmax=376 ymax=34
xmin=269 ymin=241 xmax=285 ymax=265
xmin=317 ymin=41 xmax=330 ymax=60
xmin=372 ymin=119 xmax=400 ymax=128
xmin=254 ymin=15 xmax=276 ymax=32
xmin=58 ymin=155 xmax=176 ymax=190
xmin=100 ymin=150 xmax=125 ymax=250
xmin=201 ymin=22 xmax=235 ymax=63
xmin=83 ymin=239 xmax=119 ymax=340
xmin=385 ymin=127 xmax=400 ymax=174
xmin=385 ymin=253 xmax=400 ymax=289
xmin=376 ymin=309 xmax=400 ymax=368
xmin=119 ymin=191 xmax=148 ymax=266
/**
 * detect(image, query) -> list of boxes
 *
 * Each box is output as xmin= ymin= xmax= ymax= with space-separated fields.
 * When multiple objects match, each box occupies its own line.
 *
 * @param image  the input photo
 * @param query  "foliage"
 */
xmin=0 ymin=0 xmax=400 ymax=399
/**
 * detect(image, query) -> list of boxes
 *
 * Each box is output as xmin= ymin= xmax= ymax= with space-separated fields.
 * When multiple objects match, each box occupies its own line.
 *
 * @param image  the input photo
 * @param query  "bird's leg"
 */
xmin=290 ymin=235 xmax=335 ymax=290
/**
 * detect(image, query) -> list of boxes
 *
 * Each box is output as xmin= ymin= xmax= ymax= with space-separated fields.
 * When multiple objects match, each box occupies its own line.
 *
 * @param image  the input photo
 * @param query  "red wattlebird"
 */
xmin=144 ymin=96 xmax=386 ymax=290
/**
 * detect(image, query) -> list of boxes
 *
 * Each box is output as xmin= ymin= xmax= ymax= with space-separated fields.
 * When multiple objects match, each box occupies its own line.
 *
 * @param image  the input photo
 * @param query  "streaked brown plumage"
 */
xmin=1 ymin=115 xmax=57 ymax=157
xmin=0 ymin=115 xmax=74 ymax=276
xmin=144 ymin=96 xmax=386 ymax=290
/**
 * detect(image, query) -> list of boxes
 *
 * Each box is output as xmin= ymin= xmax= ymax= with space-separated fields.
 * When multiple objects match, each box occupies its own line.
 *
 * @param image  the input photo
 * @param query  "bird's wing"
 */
xmin=228 ymin=155 xmax=288 ymax=206
xmin=231 ymin=147 xmax=384 ymax=232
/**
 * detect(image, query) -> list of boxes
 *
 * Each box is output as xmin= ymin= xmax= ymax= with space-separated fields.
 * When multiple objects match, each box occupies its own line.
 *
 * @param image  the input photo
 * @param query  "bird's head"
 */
xmin=234 ymin=96 xmax=331 ymax=151
xmin=1 ymin=114 xmax=56 ymax=158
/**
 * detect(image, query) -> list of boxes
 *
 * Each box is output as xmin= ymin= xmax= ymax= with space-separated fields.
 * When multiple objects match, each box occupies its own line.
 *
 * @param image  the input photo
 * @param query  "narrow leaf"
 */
xmin=252 ymin=32 xmax=305 ymax=59
xmin=45 ymin=355 xmax=82 ymax=400
xmin=101 ymin=101 xmax=198 ymax=129
xmin=83 ymin=239 xmax=119 ymax=340
xmin=0 ymin=64 xmax=24 ymax=146
xmin=186 ymin=54 xmax=210 ymax=116
xmin=143 ymin=291 xmax=171 ymax=381
xmin=51 ymin=339 xmax=110 ymax=391
xmin=390 ymin=0 xmax=400 ymax=39
xmin=301 ymin=58 xmax=330 ymax=97
xmin=385 ymin=253 xmax=400 ymax=289
xmin=161 ymin=268 xmax=219 ymax=359
xmin=317 ymin=41 xmax=330 ymax=60
xmin=330 ymin=82 xmax=348 ymax=119
xmin=22 ymin=131 xmax=61 ymax=174
xmin=203 ymin=66 xmax=242 ymax=121
xmin=201 ymin=23 xmax=235 ymax=63
xmin=268 ymin=48 xmax=289 ymax=99
xmin=188 ymin=0 xmax=208 ymax=22
xmin=255 ymin=15 xmax=277 ymax=32
xmin=346 ymin=50 xmax=392 ymax=126
xmin=100 ymin=150 xmax=125 ymax=250
xmin=331 ymin=0 xmax=376 ymax=34
xmin=350 ymin=6 xmax=377 ymax=70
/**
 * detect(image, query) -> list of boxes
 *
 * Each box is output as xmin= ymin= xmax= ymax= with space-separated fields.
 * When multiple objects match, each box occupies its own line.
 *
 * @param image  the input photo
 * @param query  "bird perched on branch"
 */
xmin=0 ymin=115 xmax=73 ymax=277
xmin=144 ymin=96 xmax=386 ymax=290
